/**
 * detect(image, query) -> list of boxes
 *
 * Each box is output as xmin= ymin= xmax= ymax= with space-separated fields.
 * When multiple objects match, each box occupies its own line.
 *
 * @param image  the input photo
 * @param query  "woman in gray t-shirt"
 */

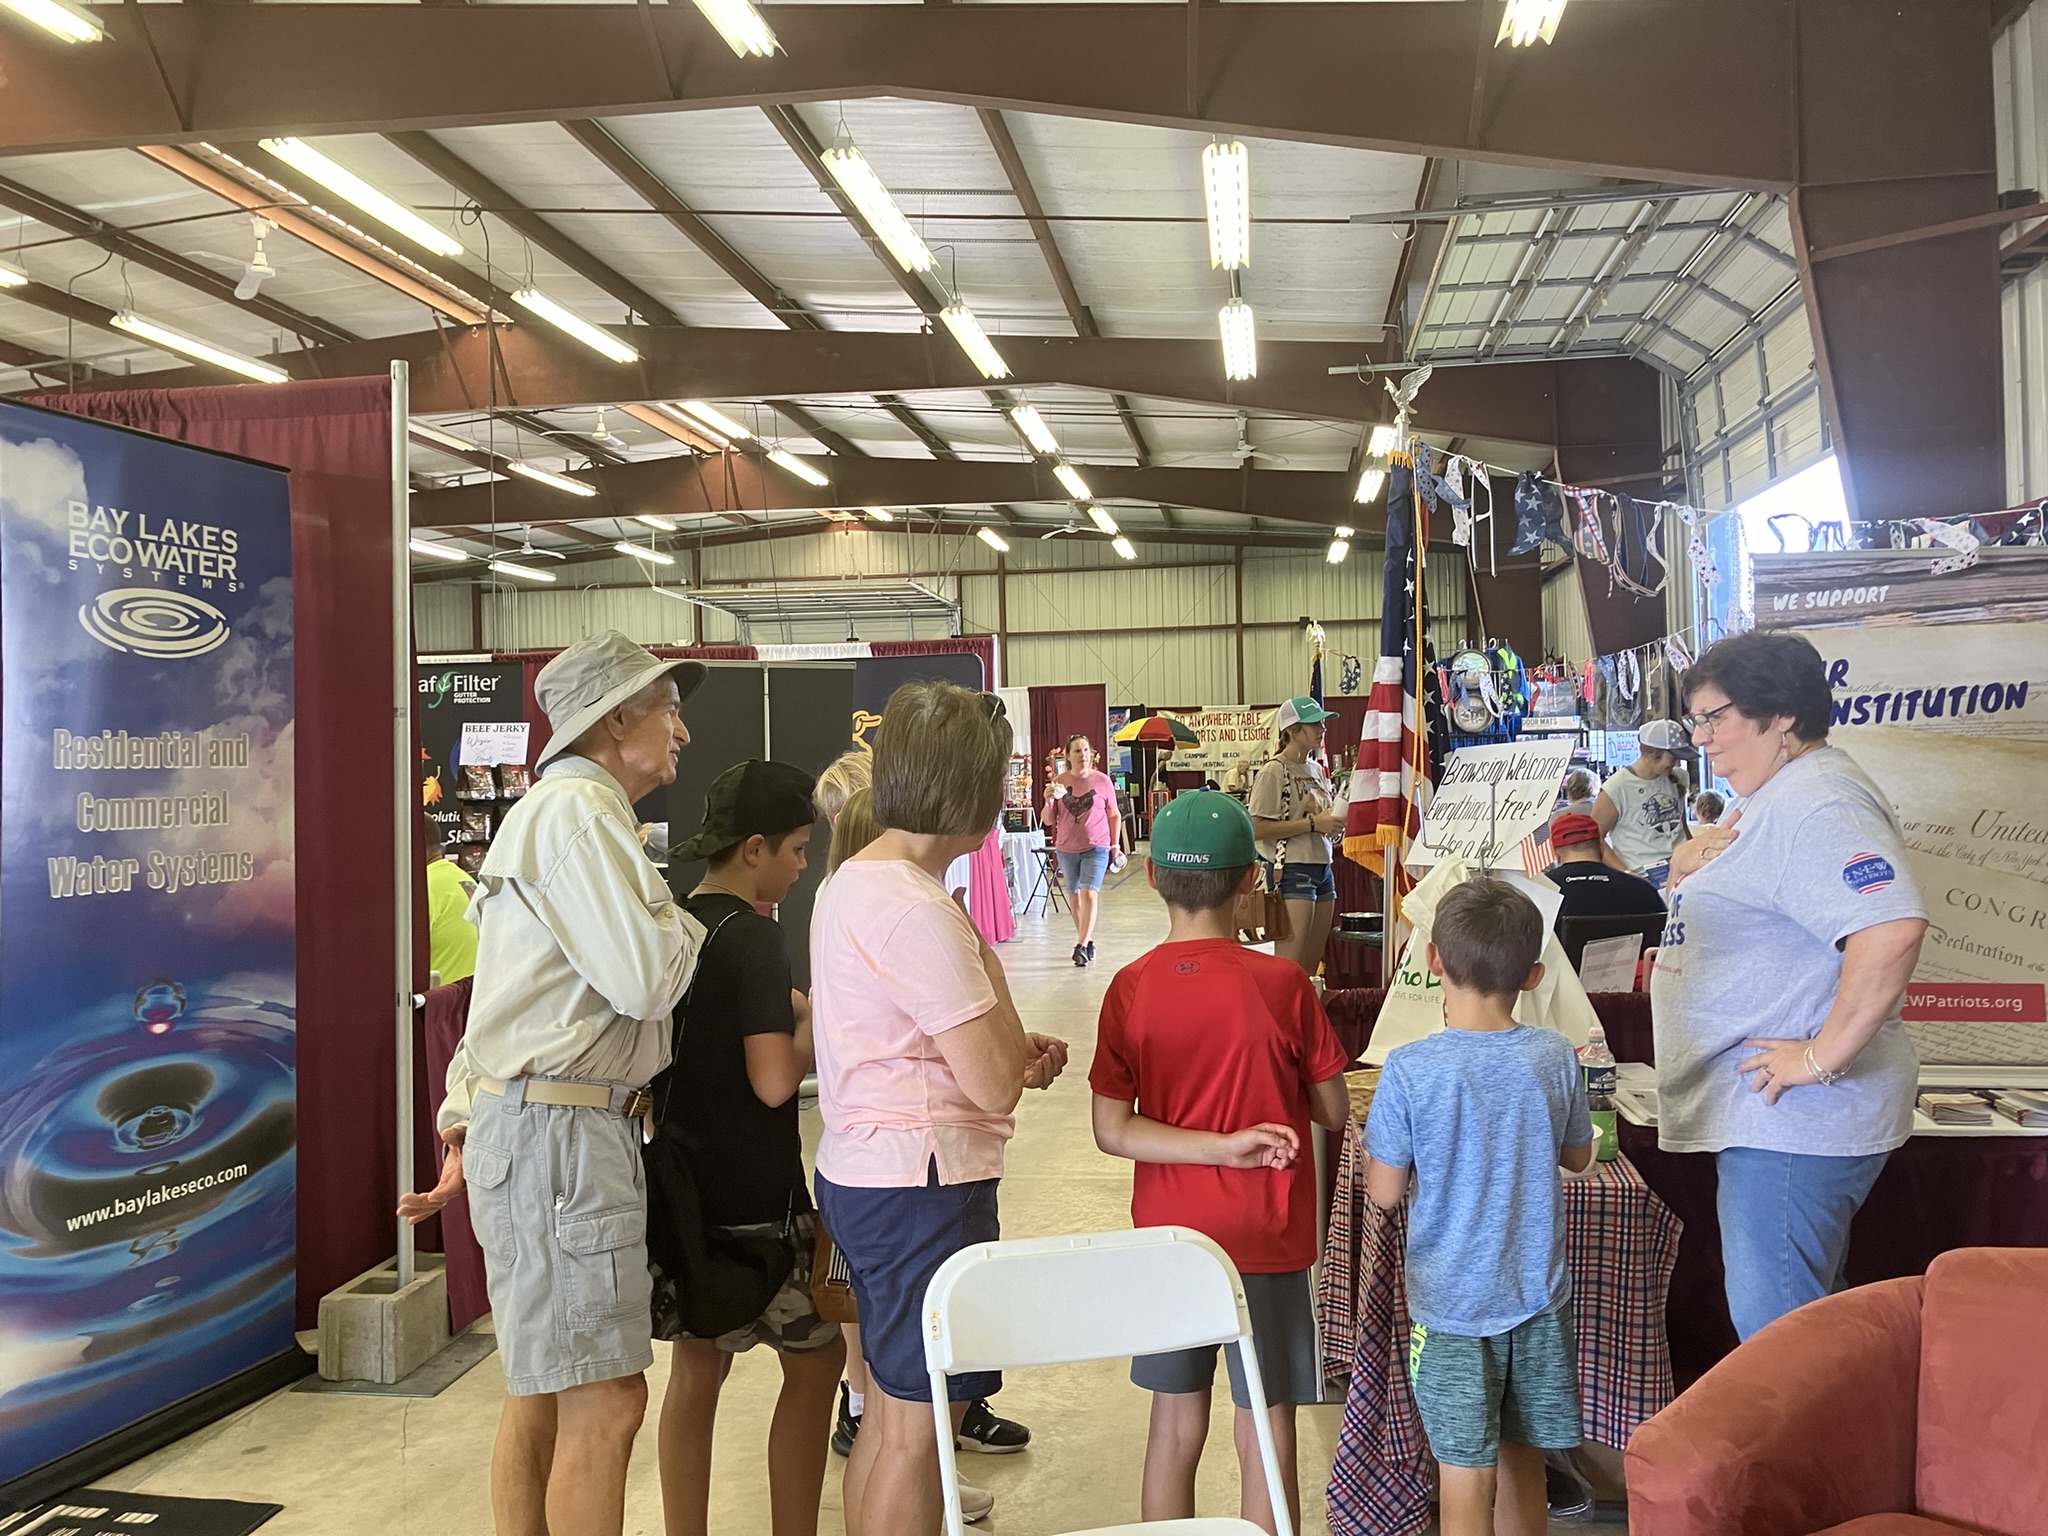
xmin=1248 ymin=696 xmax=1346 ymax=974
xmin=1653 ymin=631 xmax=1927 ymax=1341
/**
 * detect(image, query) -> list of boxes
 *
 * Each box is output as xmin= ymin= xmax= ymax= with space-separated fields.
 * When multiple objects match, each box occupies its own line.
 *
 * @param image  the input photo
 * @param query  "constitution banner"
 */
xmin=0 ymin=401 xmax=296 ymax=1489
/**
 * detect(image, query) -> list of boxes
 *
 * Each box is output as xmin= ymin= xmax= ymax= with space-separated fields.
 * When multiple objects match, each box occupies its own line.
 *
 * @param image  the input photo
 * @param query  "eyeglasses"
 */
xmin=1681 ymin=701 xmax=1740 ymax=736
xmin=981 ymin=691 xmax=1007 ymax=722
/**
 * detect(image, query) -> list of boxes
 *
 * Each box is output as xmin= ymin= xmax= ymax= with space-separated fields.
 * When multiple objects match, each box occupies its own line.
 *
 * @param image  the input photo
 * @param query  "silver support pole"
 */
xmin=392 ymin=361 xmax=417 ymax=1288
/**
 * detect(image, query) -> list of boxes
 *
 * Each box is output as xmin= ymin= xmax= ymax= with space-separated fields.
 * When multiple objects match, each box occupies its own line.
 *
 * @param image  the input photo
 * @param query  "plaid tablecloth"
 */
xmin=1318 ymin=1122 xmax=1681 ymax=1536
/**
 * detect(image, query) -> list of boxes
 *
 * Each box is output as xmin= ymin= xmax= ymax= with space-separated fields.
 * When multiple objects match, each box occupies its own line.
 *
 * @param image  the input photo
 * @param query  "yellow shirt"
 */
xmin=425 ymin=855 xmax=478 ymax=986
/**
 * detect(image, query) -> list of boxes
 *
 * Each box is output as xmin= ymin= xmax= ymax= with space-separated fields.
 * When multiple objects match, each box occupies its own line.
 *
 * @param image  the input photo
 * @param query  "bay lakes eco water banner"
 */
xmin=0 ymin=402 xmax=296 ymax=1487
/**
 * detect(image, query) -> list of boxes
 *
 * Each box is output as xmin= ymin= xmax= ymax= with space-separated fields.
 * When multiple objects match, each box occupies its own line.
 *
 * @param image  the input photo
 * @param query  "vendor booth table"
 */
xmin=1318 ymin=1124 xmax=1680 ymax=1536
xmin=1320 ymin=989 xmax=2048 ymax=1389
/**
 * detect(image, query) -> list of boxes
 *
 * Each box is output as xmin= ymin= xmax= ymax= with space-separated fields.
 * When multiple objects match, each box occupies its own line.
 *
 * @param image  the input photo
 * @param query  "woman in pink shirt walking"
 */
xmin=810 ymin=682 xmax=1070 ymax=1536
xmin=1041 ymin=733 xmax=1123 ymax=967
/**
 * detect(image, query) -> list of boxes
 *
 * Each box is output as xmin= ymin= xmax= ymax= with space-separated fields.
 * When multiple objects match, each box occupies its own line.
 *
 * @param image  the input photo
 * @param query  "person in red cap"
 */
xmin=1544 ymin=812 xmax=1666 ymax=927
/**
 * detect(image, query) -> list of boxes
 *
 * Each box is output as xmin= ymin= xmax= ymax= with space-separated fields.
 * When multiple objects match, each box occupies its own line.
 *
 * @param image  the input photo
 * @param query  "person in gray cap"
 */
xmin=401 ymin=629 xmax=707 ymax=1536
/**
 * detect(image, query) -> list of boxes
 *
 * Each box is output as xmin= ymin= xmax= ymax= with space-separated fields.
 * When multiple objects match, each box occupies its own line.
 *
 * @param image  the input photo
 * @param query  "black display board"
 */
xmin=666 ymin=663 xmax=768 ymax=902
xmin=416 ymin=663 xmax=525 ymax=859
xmin=769 ymin=666 xmax=859 ymax=990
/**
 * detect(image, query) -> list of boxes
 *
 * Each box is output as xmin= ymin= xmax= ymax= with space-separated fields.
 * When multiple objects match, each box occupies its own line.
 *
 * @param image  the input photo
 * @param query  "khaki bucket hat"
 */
xmin=534 ymin=630 xmax=707 ymax=767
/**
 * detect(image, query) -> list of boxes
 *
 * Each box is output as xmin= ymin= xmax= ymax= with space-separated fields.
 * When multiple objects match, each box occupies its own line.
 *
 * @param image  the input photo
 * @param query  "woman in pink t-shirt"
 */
xmin=1040 ymin=734 xmax=1123 ymax=968
xmin=811 ymin=681 xmax=1069 ymax=1536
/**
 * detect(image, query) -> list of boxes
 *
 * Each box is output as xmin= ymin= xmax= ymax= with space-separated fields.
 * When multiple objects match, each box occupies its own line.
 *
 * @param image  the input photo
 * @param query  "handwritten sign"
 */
xmin=459 ymin=720 xmax=530 ymax=767
xmin=1407 ymin=739 xmax=1576 ymax=870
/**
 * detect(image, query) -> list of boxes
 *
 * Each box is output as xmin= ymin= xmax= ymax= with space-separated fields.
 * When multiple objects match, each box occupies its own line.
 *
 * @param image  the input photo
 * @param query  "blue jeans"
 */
xmin=1715 ymin=1146 xmax=1891 ymax=1341
xmin=1056 ymin=845 xmax=1109 ymax=891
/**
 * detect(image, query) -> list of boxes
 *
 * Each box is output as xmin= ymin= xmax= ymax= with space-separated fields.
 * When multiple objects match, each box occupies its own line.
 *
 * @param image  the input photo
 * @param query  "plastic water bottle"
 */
xmin=1579 ymin=1024 xmax=1617 ymax=1107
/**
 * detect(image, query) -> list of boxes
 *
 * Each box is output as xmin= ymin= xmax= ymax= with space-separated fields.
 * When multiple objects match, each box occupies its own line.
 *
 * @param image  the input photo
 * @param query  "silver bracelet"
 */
xmin=1805 ymin=1044 xmax=1845 ymax=1086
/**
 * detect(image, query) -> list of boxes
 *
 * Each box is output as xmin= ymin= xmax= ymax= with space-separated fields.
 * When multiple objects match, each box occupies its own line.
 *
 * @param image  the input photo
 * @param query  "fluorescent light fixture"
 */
xmin=1327 ymin=538 xmax=1351 ymax=565
xmin=408 ymin=420 xmax=483 ymax=456
xmin=109 ymin=311 xmax=290 ymax=384
xmin=1111 ymin=536 xmax=1137 ymax=561
xmin=489 ymin=559 xmax=557 ymax=583
xmin=635 ymin=514 xmax=678 ymax=532
xmin=1367 ymin=423 xmax=1402 ymax=456
xmin=1009 ymin=403 xmax=1061 ymax=457
xmin=408 ymin=537 xmax=468 ymax=563
xmin=1335 ymin=525 xmax=1355 ymax=539
xmin=820 ymin=146 xmax=935 ymax=274
xmin=863 ymin=506 xmax=896 ymax=522
xmin=689 ymin=0 xmax=779 ymax=57
xmin=1219 ymin=298 xmax=1257 ymax=382
xmin=1202 ymin=141 xmax=1251 ymax=271
xmin=767 ymin=447 xmax=830 ymax=487
xmin=259 ymin=137 xmax=465 ymax=258
xmin=1053 ymin=463 xmax=1091 ymax=500
xmin=670 ymin=400 xmax=751 ymax=441
xmin=976 ymin=527 xmax=1010 ymax=553
xmin=507 ymin=460 xmax=598 ymax=498
xmin=939 ymin=304 xmax=1011 ymax=380
xmin=652 ymin=586 xmax=704 ymax=606
xmin=1087 ymin=504 xmax=1120 ymax=536
xmin=0 ymin=260 xmax=26 ymax=288
xmin=1354 ymin=468 xmax=1386 ymax=504
xmin=1498 ymin=0 xmax=1568 ymax=46
xmin=614 ymin=541 xmax=675 ymax=566
xmin=512 ymin=287 xmax=639 ymax=366
xmin=0 ymin=0 xmax=103 ymax=44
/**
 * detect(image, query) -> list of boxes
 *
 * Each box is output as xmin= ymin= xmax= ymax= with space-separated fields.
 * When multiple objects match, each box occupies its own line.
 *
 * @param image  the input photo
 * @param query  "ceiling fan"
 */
xmin=1228 ymin=412 xmax=1289 ymax=466
xmin=233 ymin=217 xmax=276 ymax=301
xmin=1038 ymin=519 xmax=1087 ymax=540
xmin=587 ymin=406 xmax=628 ymax=449
xmin=508 ymin=528 xmax=569 ymax=561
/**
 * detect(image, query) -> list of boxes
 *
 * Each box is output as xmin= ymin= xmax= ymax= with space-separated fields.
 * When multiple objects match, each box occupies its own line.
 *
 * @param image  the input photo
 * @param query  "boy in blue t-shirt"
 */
xmin=1364 ymin=878 xmax=1594 ymax=1536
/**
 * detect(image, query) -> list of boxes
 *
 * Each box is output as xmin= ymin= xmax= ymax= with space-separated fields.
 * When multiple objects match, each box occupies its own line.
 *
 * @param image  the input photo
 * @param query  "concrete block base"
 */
xmin=317 ymin=1252 xmax=450 ymax=1384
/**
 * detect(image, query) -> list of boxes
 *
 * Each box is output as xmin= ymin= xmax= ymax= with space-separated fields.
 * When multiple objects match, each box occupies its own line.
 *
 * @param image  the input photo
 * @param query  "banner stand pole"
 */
xmin=391 ymin=360 xmax=416 ymax=1291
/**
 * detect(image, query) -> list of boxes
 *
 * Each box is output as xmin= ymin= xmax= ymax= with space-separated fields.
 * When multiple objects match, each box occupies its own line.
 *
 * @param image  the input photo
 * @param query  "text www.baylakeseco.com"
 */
xmin=64 ymin=1164 xmax=249 ymax=1233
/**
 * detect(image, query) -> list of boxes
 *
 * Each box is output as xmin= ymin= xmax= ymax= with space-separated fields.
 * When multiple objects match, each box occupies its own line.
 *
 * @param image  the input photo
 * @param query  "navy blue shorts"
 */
xmin=815 ymin=1162 xmax=1001 ymax=1403
xmin=1270 ymin=860 xmax=1336 ymax=902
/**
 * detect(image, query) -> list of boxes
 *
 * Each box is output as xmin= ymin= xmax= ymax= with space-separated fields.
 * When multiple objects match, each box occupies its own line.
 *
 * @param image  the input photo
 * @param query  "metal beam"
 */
xmin=115 ymin=320 xmax=1659 ymax=452
xmin=411 ymin=451 xmax=1366 ymax=533
xmin=3 ymin=3 xmax=1812 ymax=188
xmin=977 ymin=105 xmax=1151 ymax=466
xmin=0 ymin=169 xmax=357 ymax=346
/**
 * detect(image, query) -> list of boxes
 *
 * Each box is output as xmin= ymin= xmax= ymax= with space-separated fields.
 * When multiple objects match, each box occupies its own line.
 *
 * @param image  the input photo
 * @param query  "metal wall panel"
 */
xmin=1002 ymin=562 xmax=1234 ymax=636
xmin=1004 ymin=627 xmax=1234 ymax=706
xmin=2001 ymin=1 xmax=2048 ymax=503
xmin=414 ymin=582 xmax=472 ymax=654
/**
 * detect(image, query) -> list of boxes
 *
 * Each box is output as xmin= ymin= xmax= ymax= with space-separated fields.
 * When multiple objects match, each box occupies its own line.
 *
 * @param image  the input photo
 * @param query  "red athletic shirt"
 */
xmin=1089 ymin=939 xmax=1350 ymax=1273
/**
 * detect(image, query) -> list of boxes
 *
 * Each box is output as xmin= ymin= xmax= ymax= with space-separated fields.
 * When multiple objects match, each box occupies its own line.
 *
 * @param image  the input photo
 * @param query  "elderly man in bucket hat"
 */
xmin=403 ymin=630 xmax=707 ymax=1536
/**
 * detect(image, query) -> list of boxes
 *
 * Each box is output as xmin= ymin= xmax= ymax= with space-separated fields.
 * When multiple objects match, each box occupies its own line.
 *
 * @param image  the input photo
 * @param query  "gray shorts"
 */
xmin=1407 ymin=1302 xmax=1582 ymax=1468
xmin=1130 ymin=1268 xmax=1320 ymax=1409
xmin=651 ymin=1209 xmax=841 ymax=1355
xmin=463 ymin=1084 xmax=654 ymax=1396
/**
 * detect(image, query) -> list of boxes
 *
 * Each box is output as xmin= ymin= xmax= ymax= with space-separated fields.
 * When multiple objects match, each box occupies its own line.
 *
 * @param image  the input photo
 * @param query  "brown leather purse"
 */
xmin=810 ymin=1218 xmax=859 ymax=1325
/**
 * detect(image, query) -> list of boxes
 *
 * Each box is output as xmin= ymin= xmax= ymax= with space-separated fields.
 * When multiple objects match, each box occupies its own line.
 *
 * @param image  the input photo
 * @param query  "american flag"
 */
xmin=1516 ymin=821 xmax=1553 ymax=878
xmin=1344 ymin=457 xmax=1428 ymax=880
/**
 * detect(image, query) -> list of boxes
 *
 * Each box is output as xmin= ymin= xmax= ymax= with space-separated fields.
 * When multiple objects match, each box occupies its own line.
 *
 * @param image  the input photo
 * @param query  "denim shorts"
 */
xmin=1270 ymin=860 xmax=1336 ymax=902
xmin=1057 ymin=845 xmax=1110 ymax=891
xmin=814 ymin=1162 xmax=1001 ymax=1403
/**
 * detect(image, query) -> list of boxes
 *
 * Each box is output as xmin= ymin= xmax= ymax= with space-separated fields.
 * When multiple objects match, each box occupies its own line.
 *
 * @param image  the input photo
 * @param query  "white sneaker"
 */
xmin=959 ymin=1482 xmax=995 ymax=1525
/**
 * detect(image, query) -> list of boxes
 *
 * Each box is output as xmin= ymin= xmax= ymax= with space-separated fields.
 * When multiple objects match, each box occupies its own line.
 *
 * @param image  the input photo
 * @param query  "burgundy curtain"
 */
xmin=34 ymin=379 xmax=417 ymax=1328
xmin=868 ymin=636 xmax=995 ymax=687
xmin=1027 ymin=683 xmax=1109 ymax=810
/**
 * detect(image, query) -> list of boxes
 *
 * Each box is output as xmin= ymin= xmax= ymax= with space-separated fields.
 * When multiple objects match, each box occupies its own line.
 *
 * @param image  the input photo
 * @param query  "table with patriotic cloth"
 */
xmin=1317 ymin=1121 xmax=1681 ymax=1536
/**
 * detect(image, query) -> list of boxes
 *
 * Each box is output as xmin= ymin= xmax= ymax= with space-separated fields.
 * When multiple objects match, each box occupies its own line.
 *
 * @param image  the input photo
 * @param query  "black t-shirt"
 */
xmin=651 ymin=892 xmax=809 ymax=1227
xmin=1544 ymin=861 xmax=1667 ymax=926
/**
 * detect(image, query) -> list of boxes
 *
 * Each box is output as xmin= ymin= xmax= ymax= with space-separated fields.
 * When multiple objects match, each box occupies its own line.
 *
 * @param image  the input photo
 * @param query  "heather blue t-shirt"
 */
xmin=1365 ymin=1025 xmax=1593 ymax=1336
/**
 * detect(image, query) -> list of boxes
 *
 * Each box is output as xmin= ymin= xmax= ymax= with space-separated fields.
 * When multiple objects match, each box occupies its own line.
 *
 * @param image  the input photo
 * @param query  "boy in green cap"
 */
xmin=1089 ymin=790 xmax=1352 ymax=1535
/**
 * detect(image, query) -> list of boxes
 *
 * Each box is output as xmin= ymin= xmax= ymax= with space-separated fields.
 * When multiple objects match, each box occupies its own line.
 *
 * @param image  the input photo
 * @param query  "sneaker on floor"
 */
xmin=830 ymin=1382 xmax=860 ymax=1458
xmin=957 ymin=1397 xmax=1031 ymax=1454
xmin=959 ymin=1483 xmax=995 ymax=1525
xmin=1072 ymin=943 xmax=1088 ymax=967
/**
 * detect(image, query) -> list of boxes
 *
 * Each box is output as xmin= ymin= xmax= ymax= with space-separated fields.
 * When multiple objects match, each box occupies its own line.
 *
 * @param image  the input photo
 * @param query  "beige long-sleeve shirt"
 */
xmin=438 ymin=756 xmax=705 ymax=1132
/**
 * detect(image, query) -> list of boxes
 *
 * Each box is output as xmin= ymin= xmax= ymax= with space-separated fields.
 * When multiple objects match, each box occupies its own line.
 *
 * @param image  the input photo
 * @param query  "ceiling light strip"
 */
xmin=939 ymin=305 xmax=1010 ymax=380
xmin=1219 ymin=298 xmax=1258 ymax=381
xmin=1202 ymin=141 xmax=1251 ymax=271
xmin=0 ymin=0 xmax=103 ymax=44
xmin=689 ymin=0 xmax=779 ymax=57
xmin=512 ymin=288 xmax=639 ymax=365
xmin=109 ymin=310 xmax=289 ymax=383
xmin=489 ymin=559 xmax=557 ymax=583
xmin=767 ymin=447 xmax=830 ymax=487
xmin=506 ymin=460 xmax=599 ymax=498
xmin=820 ymin=146 xmax=935 ymax=274
xmin=258 ymin=137 xmax=465 ymax=258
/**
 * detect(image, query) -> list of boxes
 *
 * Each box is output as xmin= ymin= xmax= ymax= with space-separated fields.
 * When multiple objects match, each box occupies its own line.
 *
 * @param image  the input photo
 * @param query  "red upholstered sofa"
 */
xmin=1625 ymin=1246 xmax=2048 ymax=1536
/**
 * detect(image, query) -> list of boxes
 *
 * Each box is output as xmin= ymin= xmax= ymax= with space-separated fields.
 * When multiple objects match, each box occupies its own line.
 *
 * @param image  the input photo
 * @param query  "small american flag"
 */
xmin=1516 ymin=822 xmax=1553 ymax=878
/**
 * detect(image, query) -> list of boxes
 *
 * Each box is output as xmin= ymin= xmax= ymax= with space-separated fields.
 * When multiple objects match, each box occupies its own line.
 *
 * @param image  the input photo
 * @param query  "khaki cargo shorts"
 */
xmin=464 ymin=1082 xmax=654 ymax=1396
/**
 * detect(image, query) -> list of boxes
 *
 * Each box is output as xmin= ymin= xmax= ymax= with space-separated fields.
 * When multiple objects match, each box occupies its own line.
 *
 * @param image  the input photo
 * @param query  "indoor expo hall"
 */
xmin=2 ymin=3 xmax=2048 ymax=1536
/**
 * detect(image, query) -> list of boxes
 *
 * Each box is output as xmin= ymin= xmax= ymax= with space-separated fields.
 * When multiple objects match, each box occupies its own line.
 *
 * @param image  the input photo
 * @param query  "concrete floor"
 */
xmin=93 ymin=867 xmax=1613 ymax=1534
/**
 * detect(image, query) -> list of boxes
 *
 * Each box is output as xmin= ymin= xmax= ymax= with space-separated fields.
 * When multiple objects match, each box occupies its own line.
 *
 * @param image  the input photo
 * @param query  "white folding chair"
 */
xmin=923 ymin=1226 xmax=1294 ymax=1536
